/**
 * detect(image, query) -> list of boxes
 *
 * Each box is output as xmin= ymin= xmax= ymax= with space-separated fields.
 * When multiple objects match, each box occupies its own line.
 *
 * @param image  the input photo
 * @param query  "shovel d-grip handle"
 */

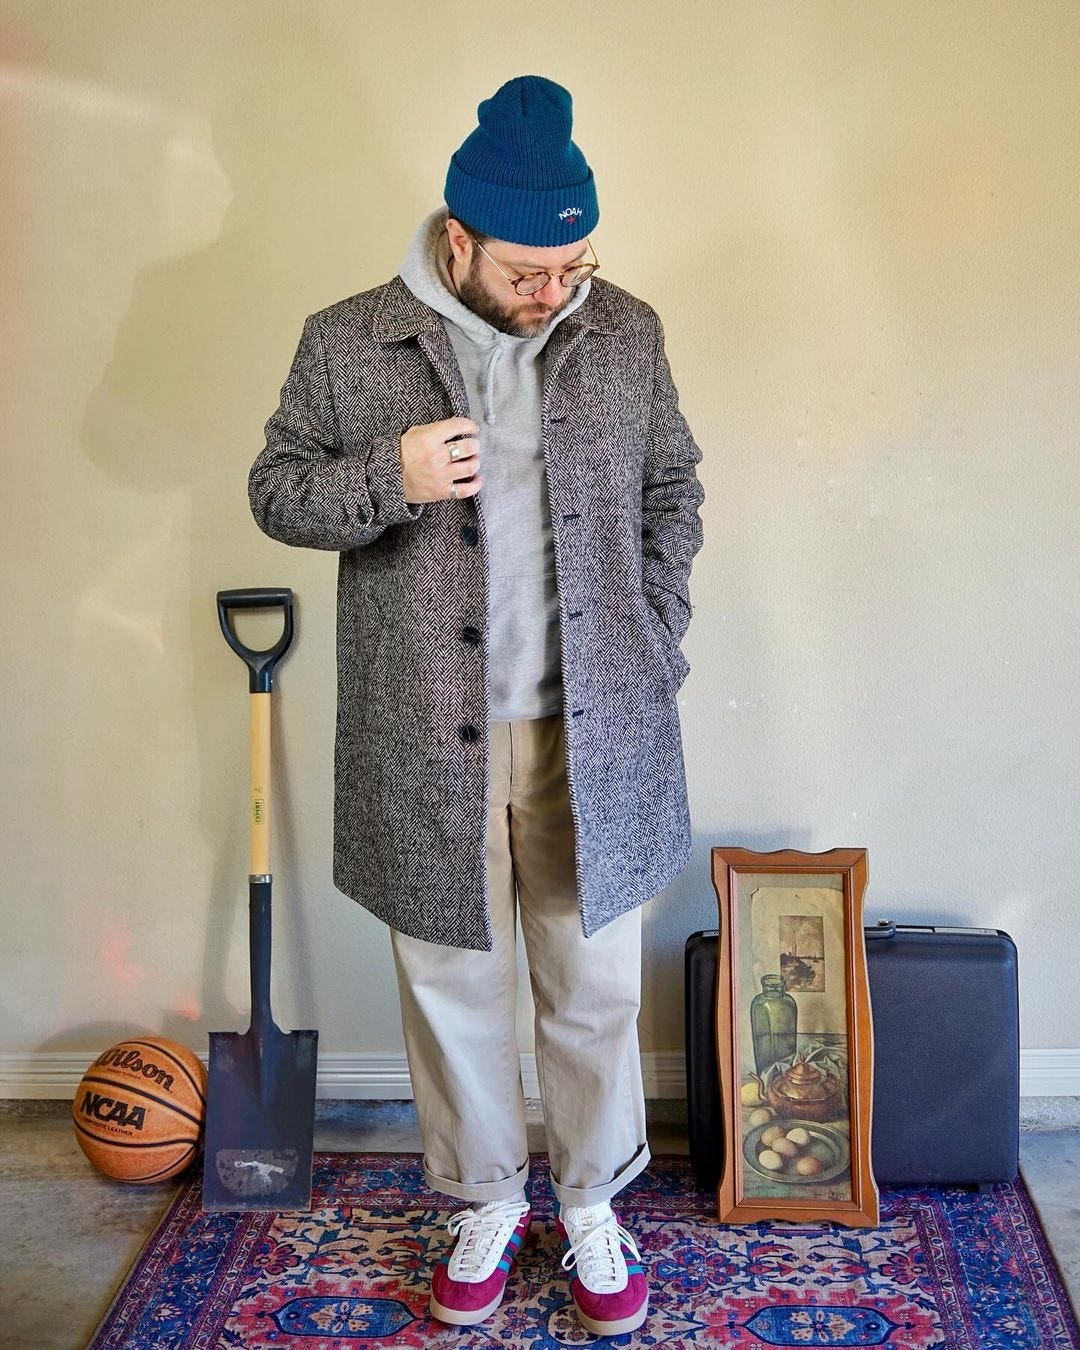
xmin=217 ymin=588 xmax=295 ymax=693
xmin=217 ymin=588 xmax=294 ymax=877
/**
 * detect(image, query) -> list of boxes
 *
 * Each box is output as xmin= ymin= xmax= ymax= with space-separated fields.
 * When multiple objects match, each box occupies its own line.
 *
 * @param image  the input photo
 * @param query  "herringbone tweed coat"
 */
xmin=249 ymin=273 xmax=705 ymax=950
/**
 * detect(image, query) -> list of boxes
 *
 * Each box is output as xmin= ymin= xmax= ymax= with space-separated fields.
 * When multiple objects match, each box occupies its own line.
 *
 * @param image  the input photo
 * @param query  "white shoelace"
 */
xmin=560 ymin=1203 xmax=641 ymax=1294
xmin=445 ymin=1198 xmax=531 ymax=1283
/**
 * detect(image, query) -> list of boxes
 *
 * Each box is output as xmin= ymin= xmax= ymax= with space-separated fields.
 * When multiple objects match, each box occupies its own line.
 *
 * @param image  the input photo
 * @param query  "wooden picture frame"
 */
xmin=710 ymin=847 xmax=879 ymax=1226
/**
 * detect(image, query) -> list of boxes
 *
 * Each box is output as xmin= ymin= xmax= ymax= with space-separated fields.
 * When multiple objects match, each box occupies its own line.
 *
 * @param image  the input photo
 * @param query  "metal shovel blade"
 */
xmin=202 ymin=1022 xmax=318 ymax=1211
xmin=202 ymin=877 xmax=318 ymax=1212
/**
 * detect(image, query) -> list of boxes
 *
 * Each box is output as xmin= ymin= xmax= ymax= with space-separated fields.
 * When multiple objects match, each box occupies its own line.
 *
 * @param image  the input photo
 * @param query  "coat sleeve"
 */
xmin=248 ymin=313 xmax=425 ymax=551
xmin=641 ymin=314 xmax=705 ymax=646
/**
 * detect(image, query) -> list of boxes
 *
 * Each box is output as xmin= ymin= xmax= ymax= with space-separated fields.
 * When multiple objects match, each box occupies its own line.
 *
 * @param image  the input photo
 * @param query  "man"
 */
xmin=249 ymin=75 xmax=704 ymax=1337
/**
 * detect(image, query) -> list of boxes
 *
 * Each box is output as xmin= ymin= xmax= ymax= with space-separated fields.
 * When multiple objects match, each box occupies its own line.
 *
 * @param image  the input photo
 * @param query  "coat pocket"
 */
xmin=641 ymin=602 xmax=690 ymax=696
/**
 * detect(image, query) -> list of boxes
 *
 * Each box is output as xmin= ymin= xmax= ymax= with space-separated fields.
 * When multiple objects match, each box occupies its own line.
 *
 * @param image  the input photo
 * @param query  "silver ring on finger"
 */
xmin=449 ymin=482 xmax=458 ymax=499
xmin=449 ymin=443 xmax=462 ymax=462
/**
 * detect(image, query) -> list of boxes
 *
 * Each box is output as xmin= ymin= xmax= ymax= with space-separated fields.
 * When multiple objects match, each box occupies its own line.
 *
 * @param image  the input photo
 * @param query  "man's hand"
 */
xmin=401 ymin=417 xmax=482 ymax=503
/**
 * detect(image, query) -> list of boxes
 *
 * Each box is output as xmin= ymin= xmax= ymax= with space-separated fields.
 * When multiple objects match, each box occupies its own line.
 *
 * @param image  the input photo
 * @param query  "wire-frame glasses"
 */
xmin=469 ymin=232 xmax=599 ymax=296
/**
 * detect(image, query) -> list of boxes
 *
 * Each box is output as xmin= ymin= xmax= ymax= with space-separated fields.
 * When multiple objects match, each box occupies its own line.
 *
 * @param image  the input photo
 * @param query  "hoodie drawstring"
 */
xmin=482 ymin=346 xmax=503 ymax=425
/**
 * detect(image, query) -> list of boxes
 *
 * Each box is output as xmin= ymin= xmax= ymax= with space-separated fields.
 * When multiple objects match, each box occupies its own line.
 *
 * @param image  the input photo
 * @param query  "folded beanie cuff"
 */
xmin=444 ymin=156 xmax=598 ymax=247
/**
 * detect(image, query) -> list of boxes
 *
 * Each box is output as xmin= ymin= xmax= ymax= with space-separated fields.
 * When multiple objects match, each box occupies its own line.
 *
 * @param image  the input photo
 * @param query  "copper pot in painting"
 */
xmin=764 ymin=1061 xmax=844 ymax=1122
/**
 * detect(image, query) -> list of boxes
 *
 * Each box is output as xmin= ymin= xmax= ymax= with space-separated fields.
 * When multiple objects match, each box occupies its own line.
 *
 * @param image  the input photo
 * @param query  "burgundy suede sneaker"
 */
xmin=556 ymin=1202 xmax=648 ymax=1336
xmin=429 ymin=1197 xmax=532 ymax=1326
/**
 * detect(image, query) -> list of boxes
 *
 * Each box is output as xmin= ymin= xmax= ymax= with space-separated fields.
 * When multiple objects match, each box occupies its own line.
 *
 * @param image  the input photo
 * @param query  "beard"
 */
xmin=452 ymin=253 xmax=572 ymax=338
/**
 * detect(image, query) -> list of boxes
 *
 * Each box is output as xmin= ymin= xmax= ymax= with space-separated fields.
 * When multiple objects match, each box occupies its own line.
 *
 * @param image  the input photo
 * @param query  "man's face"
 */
xmin=447 ymin=224 xmax=589 ymax=338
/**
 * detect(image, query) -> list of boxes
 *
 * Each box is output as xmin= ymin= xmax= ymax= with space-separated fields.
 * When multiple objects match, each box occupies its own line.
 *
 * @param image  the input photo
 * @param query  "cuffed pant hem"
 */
xmin=550 ymin=1141 xmax=652 ymax=1209
xmin=423 ymin=1157 xmax=531 ymax=1204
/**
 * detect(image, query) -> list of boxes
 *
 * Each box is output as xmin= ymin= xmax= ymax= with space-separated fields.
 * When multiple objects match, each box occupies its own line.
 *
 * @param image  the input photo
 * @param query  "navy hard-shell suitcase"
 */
xmin=684 ymin=922 xmax=1019 ymax=1189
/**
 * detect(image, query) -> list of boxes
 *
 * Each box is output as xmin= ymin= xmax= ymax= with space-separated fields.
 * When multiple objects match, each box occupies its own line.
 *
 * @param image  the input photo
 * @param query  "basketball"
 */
xmin=72 ymin=1036 xmax=207 ymax=1183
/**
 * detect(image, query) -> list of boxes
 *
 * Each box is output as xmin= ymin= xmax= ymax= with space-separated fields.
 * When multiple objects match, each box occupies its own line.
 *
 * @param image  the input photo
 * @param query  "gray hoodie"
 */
xmin=398 ymin=206 xmax=592 ymax=721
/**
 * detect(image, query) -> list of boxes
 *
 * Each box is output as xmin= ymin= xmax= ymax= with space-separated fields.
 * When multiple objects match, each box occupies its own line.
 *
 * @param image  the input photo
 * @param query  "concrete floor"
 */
xmin=1 ymin=1101 xmax=1077 ymax=1350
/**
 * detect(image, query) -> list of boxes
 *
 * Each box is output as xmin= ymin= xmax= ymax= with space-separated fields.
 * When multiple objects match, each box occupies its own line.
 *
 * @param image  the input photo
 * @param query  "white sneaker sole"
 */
xmin=573 ymin=1292 xmax=649 ymax=1336
xmin=429 ymin=1289 xmax=504 ymax=1326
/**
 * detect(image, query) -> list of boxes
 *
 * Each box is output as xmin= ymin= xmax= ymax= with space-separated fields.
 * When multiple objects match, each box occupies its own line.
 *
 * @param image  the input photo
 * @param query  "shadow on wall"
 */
xmin=76 ymin=15 xmax=418 ymax=1043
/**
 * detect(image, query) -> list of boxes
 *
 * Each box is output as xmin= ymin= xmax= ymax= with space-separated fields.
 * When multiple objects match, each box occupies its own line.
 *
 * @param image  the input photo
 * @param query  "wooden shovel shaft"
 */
xmin=250 ymin=693 xmax=271 ymax=876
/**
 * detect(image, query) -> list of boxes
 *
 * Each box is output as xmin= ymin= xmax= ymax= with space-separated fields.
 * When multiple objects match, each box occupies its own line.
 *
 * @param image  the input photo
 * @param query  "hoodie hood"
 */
xmin=398 ymin=205 xmax=591 ymax=424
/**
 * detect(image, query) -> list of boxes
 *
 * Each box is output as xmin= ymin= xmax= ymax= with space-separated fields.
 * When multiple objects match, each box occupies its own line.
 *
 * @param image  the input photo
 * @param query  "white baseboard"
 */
xmin=1017 ymin=1048 xmax=1080 ymax=1097
xmin=3 ymin=1049 xmax=1078 ymax=1100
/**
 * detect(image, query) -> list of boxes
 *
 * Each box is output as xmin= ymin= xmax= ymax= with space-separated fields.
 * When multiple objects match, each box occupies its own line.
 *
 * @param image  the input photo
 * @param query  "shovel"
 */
xmin=202 ymin=586 xmax=318 ymax=1211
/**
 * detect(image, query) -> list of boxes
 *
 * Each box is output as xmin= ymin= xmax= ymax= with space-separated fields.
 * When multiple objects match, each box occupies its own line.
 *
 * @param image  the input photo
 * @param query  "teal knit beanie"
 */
xmin=444 ymin=75 xmax=598 ymax=247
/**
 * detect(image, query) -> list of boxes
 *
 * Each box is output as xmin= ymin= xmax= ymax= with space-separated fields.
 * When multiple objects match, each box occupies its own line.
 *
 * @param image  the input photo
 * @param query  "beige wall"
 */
xmin=2 ymin=1 xmax=1078 ymax=1091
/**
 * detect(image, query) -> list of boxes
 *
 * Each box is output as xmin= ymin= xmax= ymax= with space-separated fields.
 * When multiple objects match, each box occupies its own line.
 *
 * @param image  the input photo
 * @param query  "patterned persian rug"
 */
xmin=90 ymin=1152 xmax=1078 ymax=1348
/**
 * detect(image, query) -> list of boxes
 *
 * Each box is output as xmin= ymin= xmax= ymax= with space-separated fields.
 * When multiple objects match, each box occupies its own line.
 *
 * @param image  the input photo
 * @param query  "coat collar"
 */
xmin=371 ymin=273 xmax=618 ymax=344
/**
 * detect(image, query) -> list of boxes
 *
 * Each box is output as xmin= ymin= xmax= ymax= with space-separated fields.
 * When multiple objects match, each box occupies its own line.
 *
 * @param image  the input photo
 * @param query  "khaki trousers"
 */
xmin=389 ymin=713 xmax=650 ymax=1207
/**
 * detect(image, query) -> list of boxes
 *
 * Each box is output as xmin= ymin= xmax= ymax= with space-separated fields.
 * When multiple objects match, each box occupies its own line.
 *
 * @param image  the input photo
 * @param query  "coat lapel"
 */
xmin=371 ymin=273 xmax=620 ymax=423
xmin=545 ymin=283 xmax=617 ymax=411
xmin=417 ymin=328 xmax=471 ymax=420
xmin=372 ymin=277 xmax=470 ymax=418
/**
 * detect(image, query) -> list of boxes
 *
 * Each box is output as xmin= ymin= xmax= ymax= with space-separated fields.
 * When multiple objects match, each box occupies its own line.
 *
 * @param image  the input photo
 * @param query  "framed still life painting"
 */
xmin=710 ymin=848 xmax=879 ymax=1227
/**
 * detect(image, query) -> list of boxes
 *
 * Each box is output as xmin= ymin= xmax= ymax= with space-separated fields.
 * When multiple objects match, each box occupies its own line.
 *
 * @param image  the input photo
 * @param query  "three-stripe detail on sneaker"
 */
xmin=495 ymin=1227 xmax=527 ymax=1273
xmin=621 ymin=1239 xmax=644 ymax=1278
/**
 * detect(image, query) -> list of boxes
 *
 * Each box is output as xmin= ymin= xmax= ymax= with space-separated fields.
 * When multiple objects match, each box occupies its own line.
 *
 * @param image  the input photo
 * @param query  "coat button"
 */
xmin=461 ymin=625 xmax=481 ymax=646
xmin=458 ymin=724 xmax=481 ymax=744
xmin=460 ymin=525 xmax=479 ymax=546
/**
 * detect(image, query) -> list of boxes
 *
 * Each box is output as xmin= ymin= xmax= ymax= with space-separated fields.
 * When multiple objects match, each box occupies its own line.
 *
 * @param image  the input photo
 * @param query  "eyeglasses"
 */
xmin=468 ymin=232 xmax=599 ymax=296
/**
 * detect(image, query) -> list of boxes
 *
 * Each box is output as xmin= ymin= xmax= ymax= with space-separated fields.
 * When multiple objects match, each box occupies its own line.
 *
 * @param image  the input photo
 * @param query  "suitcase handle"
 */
xmin=696 ymin=921 xmax=903 ymax=942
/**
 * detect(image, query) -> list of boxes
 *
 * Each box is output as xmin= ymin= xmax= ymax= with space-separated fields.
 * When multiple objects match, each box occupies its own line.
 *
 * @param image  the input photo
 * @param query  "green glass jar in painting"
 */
xmin=750 ymin=974 xmax=798 ymax=1075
